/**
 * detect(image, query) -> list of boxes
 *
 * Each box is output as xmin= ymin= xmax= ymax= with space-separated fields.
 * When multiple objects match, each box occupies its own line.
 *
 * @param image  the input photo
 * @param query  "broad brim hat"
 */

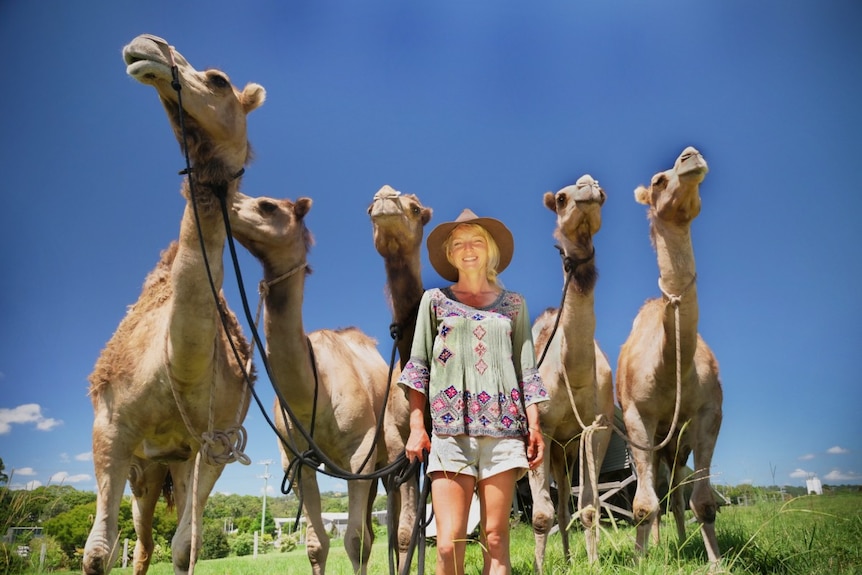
xmin=427 ymin=208 xmax=514 ymax=282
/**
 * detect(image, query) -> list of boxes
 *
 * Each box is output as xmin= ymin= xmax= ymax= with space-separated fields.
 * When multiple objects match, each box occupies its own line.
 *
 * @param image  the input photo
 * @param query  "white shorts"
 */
xmin=426 ymin=434 xmax=528 ymax=481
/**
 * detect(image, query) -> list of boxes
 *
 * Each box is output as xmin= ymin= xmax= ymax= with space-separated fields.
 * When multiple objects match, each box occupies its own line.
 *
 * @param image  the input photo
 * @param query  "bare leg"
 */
xmin=431 ymin=471 xmax=475 ymax=575
xmin=477 ymin=468 xmax=518 ymax=575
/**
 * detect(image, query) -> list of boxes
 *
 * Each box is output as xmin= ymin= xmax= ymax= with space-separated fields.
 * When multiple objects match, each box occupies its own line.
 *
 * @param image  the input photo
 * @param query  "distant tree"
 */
xmin=0 ymin=457 xmax=8 ymax=485
xmin=42 ymin=501 xmax=97 ymax=557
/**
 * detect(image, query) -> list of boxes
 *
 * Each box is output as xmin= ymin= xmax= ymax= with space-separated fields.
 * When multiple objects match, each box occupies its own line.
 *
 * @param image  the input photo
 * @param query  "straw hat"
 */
xmin=426 ymin=208 xmax=514 ymax=282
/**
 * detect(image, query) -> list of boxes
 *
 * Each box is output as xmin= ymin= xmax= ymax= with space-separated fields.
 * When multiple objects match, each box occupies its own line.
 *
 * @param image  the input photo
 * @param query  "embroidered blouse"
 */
xmin=398 ymin=287 xmax=549 ymax=439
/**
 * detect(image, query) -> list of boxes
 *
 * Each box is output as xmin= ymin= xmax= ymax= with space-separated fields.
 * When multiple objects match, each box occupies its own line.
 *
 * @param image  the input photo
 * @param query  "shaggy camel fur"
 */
xmin=616 ymin=146 xmax=723 ymax=565
xmin=529 ymin=176 xmax=614 ymax=569
xmin=84 ymin=34 xmax=263 ymax=575
xmin=229 ymin=192 xmax=415 ymax=575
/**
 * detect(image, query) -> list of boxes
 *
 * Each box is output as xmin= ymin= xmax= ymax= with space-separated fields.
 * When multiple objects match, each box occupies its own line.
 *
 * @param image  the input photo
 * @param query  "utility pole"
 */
xmin=259 ymin=460 xmax=273 ymax=538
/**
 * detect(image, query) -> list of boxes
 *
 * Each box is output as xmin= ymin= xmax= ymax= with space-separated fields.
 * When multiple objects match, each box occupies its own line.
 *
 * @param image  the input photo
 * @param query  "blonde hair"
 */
xmin=443 ymin=223 xmax=503 ymax=287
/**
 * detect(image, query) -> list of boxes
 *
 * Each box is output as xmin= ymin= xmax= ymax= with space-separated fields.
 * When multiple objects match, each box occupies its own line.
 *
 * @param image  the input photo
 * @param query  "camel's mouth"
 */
xmin=123 ymin=35 xmax=173 ymax=84
xmin=125 ymin=54 xmax=172 ymax=83
xmin=676 ymin=148 xmax=709 ymax=179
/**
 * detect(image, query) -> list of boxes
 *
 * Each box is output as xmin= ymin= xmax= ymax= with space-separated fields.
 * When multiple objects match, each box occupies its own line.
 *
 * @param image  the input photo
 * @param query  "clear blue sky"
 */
xmin=1 ymin=1 xmax=860 ymax=499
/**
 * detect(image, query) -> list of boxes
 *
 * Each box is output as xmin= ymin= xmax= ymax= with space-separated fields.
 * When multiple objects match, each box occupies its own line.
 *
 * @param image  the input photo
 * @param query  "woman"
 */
xmin=399 ymin=208 xmax=548 ymax=575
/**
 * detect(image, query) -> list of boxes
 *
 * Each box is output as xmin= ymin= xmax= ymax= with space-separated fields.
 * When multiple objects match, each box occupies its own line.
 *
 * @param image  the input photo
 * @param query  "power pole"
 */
xmin=259 ymin=460 xmax=273 ymax=538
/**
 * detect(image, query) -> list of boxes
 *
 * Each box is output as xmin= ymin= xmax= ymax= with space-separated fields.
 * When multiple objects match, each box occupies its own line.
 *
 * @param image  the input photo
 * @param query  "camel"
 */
xmin=229 ymin=192 xmax=415 ymax=575
xmin=367 ymin=184 xmax=432 ymax=561
xmin=616 ymin=146 xmax=723 ymax=565
xmin=528 ymin=175 xmax=615 ymax=570
xmin=83 ymin=34 xmax=264 ymax=575
xmin=367 ymin=185 xmax=433 ymax=369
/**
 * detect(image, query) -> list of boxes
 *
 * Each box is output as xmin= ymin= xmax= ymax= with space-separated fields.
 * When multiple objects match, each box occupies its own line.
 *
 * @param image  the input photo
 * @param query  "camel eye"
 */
xmin=259 ymin=200 xmax=278 ymax=214
xmin=411 ymin=205 xmax=421 ymax=215
xmin=556 ymin=193 xmax=567 ymax=206
xmin=209 ymin=73 xmax=229 ymax=89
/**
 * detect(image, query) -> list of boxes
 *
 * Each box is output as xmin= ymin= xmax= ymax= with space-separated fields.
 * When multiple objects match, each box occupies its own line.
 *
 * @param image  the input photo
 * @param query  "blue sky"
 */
xmin=1 ymin=1 xmax=860 ymax=499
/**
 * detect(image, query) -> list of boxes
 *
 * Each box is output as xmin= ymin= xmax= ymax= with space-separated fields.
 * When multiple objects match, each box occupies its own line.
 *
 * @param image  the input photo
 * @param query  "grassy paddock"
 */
xmin=33 ymin=492 xmax=862 ymax=574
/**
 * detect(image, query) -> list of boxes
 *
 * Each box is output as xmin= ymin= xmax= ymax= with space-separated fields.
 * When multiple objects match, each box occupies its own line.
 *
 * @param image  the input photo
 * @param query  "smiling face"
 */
xmin=445 ymin=223 xmax=500 ymax=279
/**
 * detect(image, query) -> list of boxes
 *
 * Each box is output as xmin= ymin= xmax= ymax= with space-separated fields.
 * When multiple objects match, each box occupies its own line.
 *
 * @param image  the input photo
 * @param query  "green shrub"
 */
xmin=229 ymin=532 xmax=255 ymax=557
xmin=198 ymin=523 xmax=230 ymax=560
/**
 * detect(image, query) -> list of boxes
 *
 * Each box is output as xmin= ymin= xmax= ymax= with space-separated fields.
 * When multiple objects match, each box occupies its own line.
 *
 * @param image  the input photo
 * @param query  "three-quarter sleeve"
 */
xmin=512 ymin=298 xmax=549 ymax=408
xmin=397 ymin=290 xmax=436 ymax=395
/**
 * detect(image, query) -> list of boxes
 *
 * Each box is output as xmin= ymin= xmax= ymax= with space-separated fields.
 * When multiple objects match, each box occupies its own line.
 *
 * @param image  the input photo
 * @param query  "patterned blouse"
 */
xmin=398 ymin=287 xmax=549 ymax=439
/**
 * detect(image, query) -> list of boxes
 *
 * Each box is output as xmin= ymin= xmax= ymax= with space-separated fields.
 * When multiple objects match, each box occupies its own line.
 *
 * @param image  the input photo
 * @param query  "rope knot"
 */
xmin=200 ymin=426 xmax=250 ymax=466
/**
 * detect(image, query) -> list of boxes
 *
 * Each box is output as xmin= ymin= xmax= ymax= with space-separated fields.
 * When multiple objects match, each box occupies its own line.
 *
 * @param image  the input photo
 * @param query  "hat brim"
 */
xmin=427 ymin=213 xmax=514 ymax=282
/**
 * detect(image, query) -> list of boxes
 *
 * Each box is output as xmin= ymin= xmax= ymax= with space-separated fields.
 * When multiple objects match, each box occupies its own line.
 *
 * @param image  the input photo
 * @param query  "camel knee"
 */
xmin=633 ymin=489 xmax=660 ymax=526
xmin=83 ymin=535 xmax=117 ymax=575
xmin=344 ymin=529 xmax=373 ymax=566
xmin=531 ymin=509 xmax=554 ymax=535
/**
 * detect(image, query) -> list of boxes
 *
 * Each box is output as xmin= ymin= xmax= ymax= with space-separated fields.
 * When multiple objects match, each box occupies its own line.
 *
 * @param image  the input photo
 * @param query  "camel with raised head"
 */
xmin=229 ymin=192 xmax=412 ymax=575
xmin=529 ymin=176 xmax=614 ymax=569
xmin=367 ymin=184 xmax=432 ymax=562
xmin=367 ymin=185 xmax=433 ymax=369
xmin=616 ymin=146 xmax=723 ymax=565
xmin=84 ymin=34 xmax=264 ymax=575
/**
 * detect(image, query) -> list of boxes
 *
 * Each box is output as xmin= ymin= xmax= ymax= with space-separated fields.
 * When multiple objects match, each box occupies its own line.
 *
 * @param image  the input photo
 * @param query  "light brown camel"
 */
xmin=84 ymin=34 xmax=264 ymax=575
xmin=528 ymin=175 xmax=615 ymax=569
xmin=229 ymin=192 xmax=414 ymax=575
xmin=616 ymin=146 xmax=723 ymax=565
xmin=367 ymin=185 xmax=433 ymax=369
xmin=367 ymin=184 xmax=432 ymax=563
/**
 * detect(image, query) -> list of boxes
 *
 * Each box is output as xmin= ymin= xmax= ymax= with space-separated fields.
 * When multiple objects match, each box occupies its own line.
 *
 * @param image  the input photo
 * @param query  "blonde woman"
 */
xmin=400 ymin=208 xmax=548 ymax=575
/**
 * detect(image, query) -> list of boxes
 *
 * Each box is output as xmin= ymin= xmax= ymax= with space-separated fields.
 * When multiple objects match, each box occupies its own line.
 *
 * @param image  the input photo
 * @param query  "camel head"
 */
xmin=122 ymin=34 xmax=266 ymax=173
xmin=229 ymin=192 xmax=313 ymax=278
xmin=544 ymin=174 xmax=605 ymax=249
xmin=368 ymin=185 xmax=433 ymax=261
xmin=635 ymin=146 xmax=708 ymax=227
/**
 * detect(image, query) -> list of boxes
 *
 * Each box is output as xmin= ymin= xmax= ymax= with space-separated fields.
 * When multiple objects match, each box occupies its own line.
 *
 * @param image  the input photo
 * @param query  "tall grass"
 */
xmin=23 ymin=492 xmax=862 ymax=574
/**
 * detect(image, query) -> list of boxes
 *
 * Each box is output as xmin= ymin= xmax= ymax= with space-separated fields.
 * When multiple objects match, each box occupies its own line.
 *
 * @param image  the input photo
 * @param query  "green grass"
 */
xmin=24 ymin=492 xmax=862 ymax=574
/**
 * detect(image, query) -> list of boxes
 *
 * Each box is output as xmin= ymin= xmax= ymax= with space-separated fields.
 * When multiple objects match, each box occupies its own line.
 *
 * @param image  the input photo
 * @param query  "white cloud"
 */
xmin=740 ymin=478 xmax=753 ymax=485
xmin=75 ymin=452 xmax=93 ymax=462
xmin=49 ymin=471 xmax=91 ymax=485
xmin=0 ymin=403 xmax=63 ymax=434
xmin=789 ymin=468 xmax=810 ymax=479
xmin=798 ymin=453 xmax=815 ymax=461
xmin=823 ymin=469 xmax=862 ymax=482
xmin=9 ymin=480 xmax=43 ymax=491
xmin=12 ymin=467 xmax=36 ymax=476
xmin=827 ymin=446 xmax=849 ymax=455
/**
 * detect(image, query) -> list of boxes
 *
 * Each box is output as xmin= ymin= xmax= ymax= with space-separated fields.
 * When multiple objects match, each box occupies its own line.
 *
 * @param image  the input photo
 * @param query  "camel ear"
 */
xmin=634 ymin=185 xmax=650 ymax=205
xmin=421 ymin=207 xmax=433 ymax=226
xmin=294 ymin=197 xmax=312 ymax=219
xmin=543 ymin=191 xmax=557 ymax=212
xmin=240 ymin=83 xmax=266 ymax=114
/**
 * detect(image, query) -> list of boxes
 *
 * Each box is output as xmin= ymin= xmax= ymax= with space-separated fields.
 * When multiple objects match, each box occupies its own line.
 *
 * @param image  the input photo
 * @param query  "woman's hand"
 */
xmin=405 ymin=427 xmax=431 ymax=463
xmin=526 ymin=427 xmax=544 ymax=470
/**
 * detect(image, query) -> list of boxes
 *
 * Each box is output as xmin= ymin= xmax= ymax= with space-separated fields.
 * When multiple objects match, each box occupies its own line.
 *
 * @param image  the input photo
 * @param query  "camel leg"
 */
xmin=169 ymin=458 xmax=224 ymax=574
xmin=345 ymin=478 xmax=375 ymax=575
xmin=553 ymin=450 xmax=573 ymax=564
xmin=528 ymin=440 xmax=554 ymax=573
xmin=129 ymin=459 xmax=168 ymax=575
xmin=528 ymin=442 xmax=553 ymax=570
xmin=580 ymin=423 xmax=612 ymax=563
xmin=690 ymin=416 xmax=722 ymax=564
xmin=624 ymin=408 xmax=660 ymax=556
xmin=83 ymin=425 xmax=132 ymax=575
xmin=298 ymin=468 xmax=330 ymax=575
